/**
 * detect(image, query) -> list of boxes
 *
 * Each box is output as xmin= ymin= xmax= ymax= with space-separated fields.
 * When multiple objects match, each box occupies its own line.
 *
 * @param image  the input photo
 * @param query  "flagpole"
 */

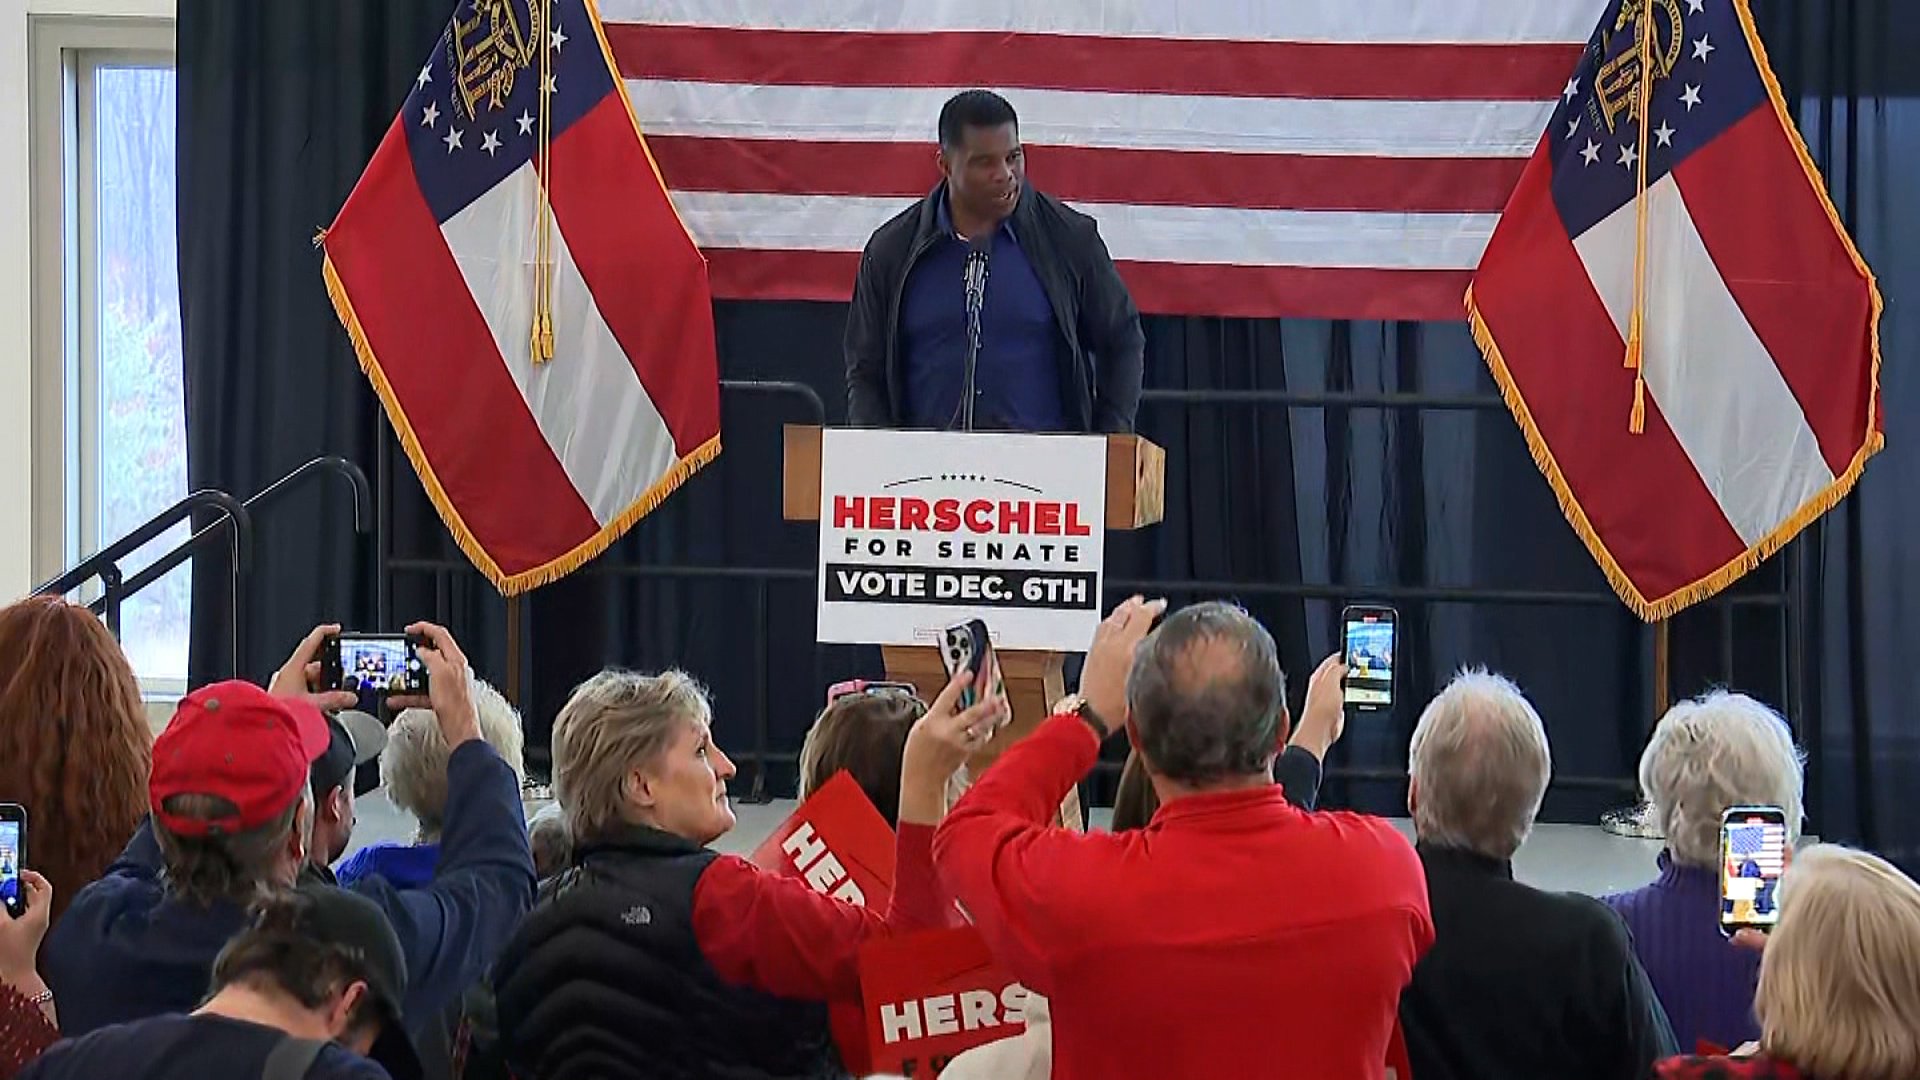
xmin=1653 ymin=618 xmax=1671 ymax=717
xmin=1603 ymin=616 xmax=1672 ymax=838
xmin=506 ymin=593 xmax=524 ymax=710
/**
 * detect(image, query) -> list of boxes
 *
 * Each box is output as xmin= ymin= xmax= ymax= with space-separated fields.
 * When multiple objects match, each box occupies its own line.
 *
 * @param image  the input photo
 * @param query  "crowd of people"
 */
xmin=0 ymin=592 xmax=1917 ymax=1080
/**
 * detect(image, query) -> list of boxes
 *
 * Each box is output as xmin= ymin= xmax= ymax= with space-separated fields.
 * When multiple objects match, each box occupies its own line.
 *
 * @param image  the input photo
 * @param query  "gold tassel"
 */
xmin=1623 ymin=2 xmax=1656 ymax=430
xmin=531 ymin=0 xmax=558 ymax=366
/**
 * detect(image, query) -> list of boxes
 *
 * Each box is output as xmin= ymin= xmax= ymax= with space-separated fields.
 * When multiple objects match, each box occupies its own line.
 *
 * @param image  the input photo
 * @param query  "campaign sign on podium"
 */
xmin=748 ymin=771 xmax=896 ymax=909
xmin=816 ymin=429 xmax=1107 ymax=651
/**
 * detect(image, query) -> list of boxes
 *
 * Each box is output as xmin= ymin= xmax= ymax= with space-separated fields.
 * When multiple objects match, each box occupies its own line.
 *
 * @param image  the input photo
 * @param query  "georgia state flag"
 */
xmin=1468 ymin=0 xmax=1881 ymax=620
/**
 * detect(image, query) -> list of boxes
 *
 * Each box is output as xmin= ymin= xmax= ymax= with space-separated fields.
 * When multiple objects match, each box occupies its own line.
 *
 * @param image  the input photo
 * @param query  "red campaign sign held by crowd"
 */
xmin=749 ymin=770 xmax=895 ymax=908
xmin=860 ymin=926 xmax=1031 ymax=1078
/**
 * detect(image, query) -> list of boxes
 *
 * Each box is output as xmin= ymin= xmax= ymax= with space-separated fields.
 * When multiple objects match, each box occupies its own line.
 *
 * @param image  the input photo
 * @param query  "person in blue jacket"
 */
xmin=40 ymin=622 xmax=533 ymax=1043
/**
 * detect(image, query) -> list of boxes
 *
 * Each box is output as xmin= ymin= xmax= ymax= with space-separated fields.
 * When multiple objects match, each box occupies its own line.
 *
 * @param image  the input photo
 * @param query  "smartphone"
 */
xmin=1341 ymin=604 xmax=1397 ymax=712
xmin=941 ymin=618 xmax=1008 ymax=720
xmin=1720 ymin=805 xmax=1790 ymax=937
xmin=321 ymin=632 xmax=430 ymax=701
xmin=0 ymin=804 xmax=25 ymax=920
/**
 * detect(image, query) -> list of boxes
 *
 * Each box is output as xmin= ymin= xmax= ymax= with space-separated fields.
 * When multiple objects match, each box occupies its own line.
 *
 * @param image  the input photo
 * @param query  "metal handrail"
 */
xmin=112 ymin=456 xmax=372 ymax=600
xmin=35 ymin=488 xmax=253 ymax=601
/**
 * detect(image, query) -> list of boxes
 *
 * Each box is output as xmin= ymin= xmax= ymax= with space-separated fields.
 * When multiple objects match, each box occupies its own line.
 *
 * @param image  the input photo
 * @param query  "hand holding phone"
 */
xmin=321 ymin=631 xmax=432 ymax=701
xmin=1341 ymin=604 xmax=1397 ymax=712
xmin=1719 ymin=806 xmax=1790 ymax=937
xmin=0 ymin=804 xmax=26 ymax=920
xmin=941 ymin=618 xmax=1009 ymax=724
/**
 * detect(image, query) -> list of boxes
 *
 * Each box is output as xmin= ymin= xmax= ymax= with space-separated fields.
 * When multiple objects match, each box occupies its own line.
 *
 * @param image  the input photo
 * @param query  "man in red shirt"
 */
xmin=935 ymin=598 xmax=1434 ymax=1080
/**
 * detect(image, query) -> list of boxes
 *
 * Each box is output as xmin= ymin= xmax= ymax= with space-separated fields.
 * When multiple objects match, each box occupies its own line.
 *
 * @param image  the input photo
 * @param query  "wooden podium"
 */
xmin=783 ymin=425 xmax=1164 ymax=777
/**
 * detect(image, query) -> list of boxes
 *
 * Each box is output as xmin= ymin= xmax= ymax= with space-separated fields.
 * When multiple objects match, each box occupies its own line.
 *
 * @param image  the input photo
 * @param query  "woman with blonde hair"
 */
xmin=492 ymin=666 xmax=996 ymax=1080
xmin=1656 ymin=844 xmax=1920 ymax=1080
xmin=0 ymin=597 xmax=151 ymax=923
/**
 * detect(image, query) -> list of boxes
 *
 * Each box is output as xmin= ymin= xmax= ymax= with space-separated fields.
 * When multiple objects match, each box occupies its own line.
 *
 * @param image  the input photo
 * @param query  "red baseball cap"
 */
xmin=150 ymin=680 xmax=332 ymax=837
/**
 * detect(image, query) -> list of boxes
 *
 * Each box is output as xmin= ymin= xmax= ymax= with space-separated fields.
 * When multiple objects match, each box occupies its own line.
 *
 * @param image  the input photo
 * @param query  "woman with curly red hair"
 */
xmin=0 ymin=597 xmax=151 ymax=924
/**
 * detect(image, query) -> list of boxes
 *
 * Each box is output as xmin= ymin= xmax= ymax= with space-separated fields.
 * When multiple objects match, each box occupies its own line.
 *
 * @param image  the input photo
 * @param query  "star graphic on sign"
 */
xmin=443 ymin=126 xmax=463 ymax=153
xmin=421 ymin=101 xmax=439 ymax=128
xmin=551 ymin=24 xmax=568 ymax=51
xmin=1654 ymin=121 xmax=1676 ymax=147
xmin=416 ymin=63 xmax=432 ymax=90
xmin=516 ymin=110 xmax=536 ymax=136
xmin=481 ymin=130 xmax=502 ymax=156
xmin=1693 ymin=35 xmax=1715 ymax=62
xmin=1618 ymin=143 xmax=1639 ymax=170
xmin=1686 ymin=0 xmax=1704 ymax=12
xmin=1563 ymin=77 xmax=1580 ymax=103
xmin=1566 ymin=116 xmax=1580 ymax=139
xmin=1680 ymin=83 xmax=1702 ymax=110
xmin=543 ymin=73 xmax=557 ymax=95
xmin=1580 ymin=139 xmax=1601 ymax=165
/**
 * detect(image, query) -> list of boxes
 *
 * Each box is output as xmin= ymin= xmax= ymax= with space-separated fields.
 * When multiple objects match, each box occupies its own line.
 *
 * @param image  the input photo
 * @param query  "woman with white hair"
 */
xmin=1604 ymin=691 xmax=1805 ymax=1054
xmin=335 ymin=677 xmax=528 ymax=889
xmin=1654 ymin=844 xmax=1920 ymax=1080
xmin=491 ymin=665 xmax=995 ymax=1080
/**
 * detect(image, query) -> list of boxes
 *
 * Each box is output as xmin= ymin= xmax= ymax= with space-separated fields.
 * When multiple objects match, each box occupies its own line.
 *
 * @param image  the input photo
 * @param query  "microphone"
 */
xmin=960 ymin=236 xmax=991 ymax=431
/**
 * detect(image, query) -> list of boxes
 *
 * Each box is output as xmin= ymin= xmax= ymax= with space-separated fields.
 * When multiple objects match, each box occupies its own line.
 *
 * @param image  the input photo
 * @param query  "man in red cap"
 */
xmin=40 ymin=622 xmax=534 ymax=1046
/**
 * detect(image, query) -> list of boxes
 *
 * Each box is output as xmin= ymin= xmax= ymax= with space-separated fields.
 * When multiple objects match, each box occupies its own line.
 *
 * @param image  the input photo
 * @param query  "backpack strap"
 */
xmin=262 ymin=1035 xmax=330 ymax=1080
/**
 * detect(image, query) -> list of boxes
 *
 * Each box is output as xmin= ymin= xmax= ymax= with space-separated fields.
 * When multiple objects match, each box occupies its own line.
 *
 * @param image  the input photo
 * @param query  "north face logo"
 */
xmin=622 ymin=905 xmax=652 ymax=926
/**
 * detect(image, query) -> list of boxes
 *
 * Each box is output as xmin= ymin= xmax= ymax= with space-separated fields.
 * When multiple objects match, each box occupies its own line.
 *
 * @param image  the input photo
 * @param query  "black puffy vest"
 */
xmin=491 ymin=825 xmax=845 ymax=1080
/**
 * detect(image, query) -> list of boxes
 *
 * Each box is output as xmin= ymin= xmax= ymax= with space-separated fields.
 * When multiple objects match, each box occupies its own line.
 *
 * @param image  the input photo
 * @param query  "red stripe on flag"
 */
xmin=1674 ymin=109 xmax=1878 ymax=477
xmin=1472 ymin=156 xmax=1745 ymax=604
xmin=647 ymin=136 xmax=1526 ymax=215
xmin=699 ymin=246 xmax=1472 ymax=322
xmin=606 ymin=23 xmax=1583 ymax=102
xmin=325 ymin=122 xmax=601 ymax=578
xmin=544 ymin=97 xmax=720 ymax=456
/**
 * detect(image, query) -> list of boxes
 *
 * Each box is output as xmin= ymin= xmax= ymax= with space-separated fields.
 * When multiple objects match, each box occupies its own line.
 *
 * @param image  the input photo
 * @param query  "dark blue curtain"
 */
xmin=180 ymin=0 xmax=1918 ymax=870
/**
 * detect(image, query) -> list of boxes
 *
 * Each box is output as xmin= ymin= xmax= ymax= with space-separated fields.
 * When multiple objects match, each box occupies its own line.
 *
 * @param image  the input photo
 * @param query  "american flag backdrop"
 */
xmin=597 ymin=0 xmax=1611 ymax=321
xmin=1726 ymin=820 xmax=1787 ymax=877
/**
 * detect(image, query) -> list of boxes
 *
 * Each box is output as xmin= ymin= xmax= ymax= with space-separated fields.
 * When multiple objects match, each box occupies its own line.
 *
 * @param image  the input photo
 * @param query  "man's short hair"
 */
xmin=1125 ymin=602 xmax=1285 ymax=786
xmin=938 ymin=90 xmax=1018 ymax=150
xmin=1408 ymin=670 xmax=1551 ymax=860
xmin=527 ymin=803 xmax=572 ymax=881
xmin=156 ymin=786 xmax=311 ymax=907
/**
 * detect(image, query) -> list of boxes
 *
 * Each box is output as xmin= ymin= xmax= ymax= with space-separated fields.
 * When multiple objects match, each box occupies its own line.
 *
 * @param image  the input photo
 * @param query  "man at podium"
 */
xmin=844 ymin=89 xmax=1145 ymax=434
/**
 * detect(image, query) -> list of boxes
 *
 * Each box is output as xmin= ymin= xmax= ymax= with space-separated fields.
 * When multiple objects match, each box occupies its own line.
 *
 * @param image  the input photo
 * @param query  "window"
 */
xmin=31 ymin=22 xmax=186 ymax=690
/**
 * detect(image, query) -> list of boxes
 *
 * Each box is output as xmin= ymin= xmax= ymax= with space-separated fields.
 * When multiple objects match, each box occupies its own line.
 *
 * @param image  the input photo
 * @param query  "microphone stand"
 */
xmin=960 ymin=244 xmax=989 ymax=432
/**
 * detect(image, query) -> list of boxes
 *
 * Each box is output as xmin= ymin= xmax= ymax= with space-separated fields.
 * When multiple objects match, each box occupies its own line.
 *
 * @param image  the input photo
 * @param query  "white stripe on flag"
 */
xmin=667 ymin=191 xmax=1499 ymax=270
xmin=441 ymin=162 xmax=681 ymax=527
xmin=624 ymin=80 xmax=1559 ymax=159
xmin=1572 ymin=175 xmax=1837 ymax=547
xmin=599 ymin=0 xmax=1608 ymax=45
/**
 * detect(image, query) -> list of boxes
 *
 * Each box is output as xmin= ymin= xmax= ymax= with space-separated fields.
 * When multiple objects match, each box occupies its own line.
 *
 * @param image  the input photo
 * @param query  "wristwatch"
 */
xmin=1055 ymin=693 xmax=1111 ymax=740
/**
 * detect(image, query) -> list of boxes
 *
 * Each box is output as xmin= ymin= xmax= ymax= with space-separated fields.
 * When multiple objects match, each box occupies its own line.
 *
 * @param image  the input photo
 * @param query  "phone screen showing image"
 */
xmin=335 ymin=634 xmax=429 ymax=698
xmin=1720 ymin=808 xmax=1789 ymax=934
xmin=1342 ymin=607 xmax=1396 ymax=710
xmin=0 ymin=816 xmax=23 ymax=918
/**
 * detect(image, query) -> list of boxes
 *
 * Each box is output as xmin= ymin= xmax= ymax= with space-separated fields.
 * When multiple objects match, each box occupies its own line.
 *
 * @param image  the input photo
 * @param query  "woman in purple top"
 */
xmin=1603 ymin=691 xmax=1804 ymax=1055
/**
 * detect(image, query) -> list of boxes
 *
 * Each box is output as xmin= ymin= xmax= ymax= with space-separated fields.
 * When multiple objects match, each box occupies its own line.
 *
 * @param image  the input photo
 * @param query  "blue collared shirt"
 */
xmin=899 ymin=195 xmax=1066 ymax=431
